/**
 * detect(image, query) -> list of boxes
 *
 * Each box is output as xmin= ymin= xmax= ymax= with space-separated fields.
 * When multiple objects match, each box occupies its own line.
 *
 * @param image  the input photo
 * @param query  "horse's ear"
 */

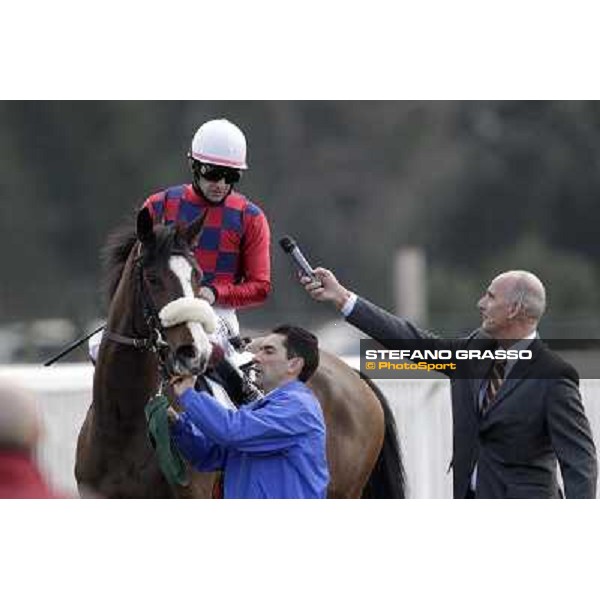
xmin=184 ymin=210 xmax=207 ymax=248
xmin=137 ymin=207 xmax=155 ymax=245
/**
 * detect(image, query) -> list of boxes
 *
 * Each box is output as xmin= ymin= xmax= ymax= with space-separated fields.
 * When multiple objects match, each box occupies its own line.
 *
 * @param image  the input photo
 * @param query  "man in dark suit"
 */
xmin=302 ymin=268 xmax=598 ymax=498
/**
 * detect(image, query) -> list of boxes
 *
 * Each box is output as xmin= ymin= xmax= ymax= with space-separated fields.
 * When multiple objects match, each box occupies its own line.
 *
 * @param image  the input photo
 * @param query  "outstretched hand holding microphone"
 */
xmin=279 ymin=236 xmax=353 ymax=310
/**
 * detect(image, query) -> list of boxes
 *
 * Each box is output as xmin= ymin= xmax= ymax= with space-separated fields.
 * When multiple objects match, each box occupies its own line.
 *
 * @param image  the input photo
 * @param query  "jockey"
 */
xmin=91 ymin=119 xmax=271 ymax=402
xmin=143 ymin=118 xmax=271 ymax=316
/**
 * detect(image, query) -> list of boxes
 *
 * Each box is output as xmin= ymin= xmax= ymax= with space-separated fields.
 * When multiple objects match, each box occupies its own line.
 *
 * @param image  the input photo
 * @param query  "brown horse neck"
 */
xmin=94 ymin=251 xmax=159 ymax=427
xmin=106 ymin=249 xmax=147 ymax=339
xmin=94 ymin=344 xmax=158 ymax=418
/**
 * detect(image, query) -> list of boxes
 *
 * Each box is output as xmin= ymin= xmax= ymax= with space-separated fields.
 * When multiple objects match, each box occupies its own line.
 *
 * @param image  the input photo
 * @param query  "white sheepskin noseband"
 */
xmin=159 ymin=297 xmax=217 ymax=334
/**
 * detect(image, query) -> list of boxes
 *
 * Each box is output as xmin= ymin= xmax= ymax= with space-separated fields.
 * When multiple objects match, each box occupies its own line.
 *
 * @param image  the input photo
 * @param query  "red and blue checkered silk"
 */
xmin=142 ymin=184 xmax=270 ymax=308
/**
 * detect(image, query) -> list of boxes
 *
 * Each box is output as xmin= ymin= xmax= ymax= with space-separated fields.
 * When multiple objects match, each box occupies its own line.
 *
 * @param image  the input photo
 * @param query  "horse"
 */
xmin=75 ymin=207 xmax=406 ymax=498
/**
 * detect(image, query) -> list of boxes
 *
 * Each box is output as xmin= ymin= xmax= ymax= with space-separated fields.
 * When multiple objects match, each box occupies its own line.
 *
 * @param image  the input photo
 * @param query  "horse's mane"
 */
xmin=101 ymin=222 xmax=138 ymax=302
xmin=101 ymin=217 xmax=189 ymax=304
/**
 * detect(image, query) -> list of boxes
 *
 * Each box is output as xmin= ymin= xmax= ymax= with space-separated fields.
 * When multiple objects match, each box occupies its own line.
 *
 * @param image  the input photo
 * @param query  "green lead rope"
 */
xmin=145 ymin=394 xmax=189 ymax=487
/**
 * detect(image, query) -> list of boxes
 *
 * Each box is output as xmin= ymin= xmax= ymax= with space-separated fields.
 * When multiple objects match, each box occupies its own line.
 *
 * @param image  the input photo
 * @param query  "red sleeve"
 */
xmin=211 ymin=208 xmax=271 ymax=308
xmin=141 ymin=192 xmax=165 ymax=222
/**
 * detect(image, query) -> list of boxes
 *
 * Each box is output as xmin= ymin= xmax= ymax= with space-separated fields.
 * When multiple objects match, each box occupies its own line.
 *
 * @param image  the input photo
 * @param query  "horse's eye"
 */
xmin=146 ymin=273 xmax=163 ymax=287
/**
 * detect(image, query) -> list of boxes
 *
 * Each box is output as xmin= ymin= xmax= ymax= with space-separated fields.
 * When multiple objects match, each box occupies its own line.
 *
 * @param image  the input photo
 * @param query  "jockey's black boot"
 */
xmin=239 ymin=372 xmax=263 ymax=405
xmin=211 ymin=358 xmax=262 ymax=406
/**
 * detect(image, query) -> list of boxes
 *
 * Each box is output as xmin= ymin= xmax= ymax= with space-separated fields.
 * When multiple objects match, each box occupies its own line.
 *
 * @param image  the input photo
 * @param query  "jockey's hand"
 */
xmin=198 ymin=286 xmax=216 ymax=305
xmin=300 ymin=267 xmax=352 ymax=310
xmin=171 ymin=375 xmax=197 ymax=397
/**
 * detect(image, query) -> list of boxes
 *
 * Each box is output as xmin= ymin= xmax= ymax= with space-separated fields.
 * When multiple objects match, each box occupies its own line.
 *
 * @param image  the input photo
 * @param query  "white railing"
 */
xmin=2 ymin=364 xmax=599 ymax=498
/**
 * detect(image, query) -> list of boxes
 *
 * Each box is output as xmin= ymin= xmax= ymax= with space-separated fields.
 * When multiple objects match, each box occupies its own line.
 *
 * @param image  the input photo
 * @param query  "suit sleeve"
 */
xmin=178 ymin=388 xmax=322 ymax=453
xmin=347 ymin=296 xmax=471 ymax=378
xmin=211 ymin=207 xmax=271 ymax=308
xmin=546 ymin=376 xmax=598 ymax=498
xmin=347 ymin=296 xmax=439 ymax=344
xmin=171 ymin=414 xmax=227 ymax=472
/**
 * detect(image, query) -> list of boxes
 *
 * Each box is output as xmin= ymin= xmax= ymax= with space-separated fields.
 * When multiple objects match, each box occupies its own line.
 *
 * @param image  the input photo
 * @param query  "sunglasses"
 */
xmin=196 ymin=162 xmax=241 ymax=184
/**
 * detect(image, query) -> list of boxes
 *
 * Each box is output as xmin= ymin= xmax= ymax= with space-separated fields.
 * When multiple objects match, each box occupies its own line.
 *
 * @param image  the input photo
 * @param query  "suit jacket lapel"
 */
xmin=491 ymin=373 xmax=523 ymax=406
xmin=485 ymin=338 xmax=545 ymax=415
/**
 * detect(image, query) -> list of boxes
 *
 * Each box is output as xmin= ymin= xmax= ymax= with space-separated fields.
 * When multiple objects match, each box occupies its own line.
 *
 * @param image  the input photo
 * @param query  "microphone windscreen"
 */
xmin=279 ymin=236 xmax=295 ymax=254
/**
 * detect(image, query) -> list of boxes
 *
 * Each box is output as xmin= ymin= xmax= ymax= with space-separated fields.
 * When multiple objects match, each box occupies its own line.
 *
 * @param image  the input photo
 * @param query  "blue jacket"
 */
xmin=171 ymin=380 xmax=329 ymax=499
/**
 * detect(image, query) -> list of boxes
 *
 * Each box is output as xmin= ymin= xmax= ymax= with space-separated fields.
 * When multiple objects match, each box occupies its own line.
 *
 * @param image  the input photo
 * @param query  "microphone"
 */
xmin=279 ymin=236 xmax=316 ymax=279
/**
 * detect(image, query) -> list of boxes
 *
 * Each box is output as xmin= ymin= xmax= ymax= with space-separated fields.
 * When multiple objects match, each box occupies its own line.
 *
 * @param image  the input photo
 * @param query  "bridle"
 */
xmin=104 ymin=242 xmax=196 ymax=384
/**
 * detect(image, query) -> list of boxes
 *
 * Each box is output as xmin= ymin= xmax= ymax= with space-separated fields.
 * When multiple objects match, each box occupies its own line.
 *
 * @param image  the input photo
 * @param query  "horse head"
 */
xmin=133 ymin=207 xmax=217 ymax=380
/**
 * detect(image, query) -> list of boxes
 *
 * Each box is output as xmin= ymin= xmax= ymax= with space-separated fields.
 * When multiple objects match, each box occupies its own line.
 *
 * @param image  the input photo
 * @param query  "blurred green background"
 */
xmin=1 ymin=101 xmax=599 ymax=361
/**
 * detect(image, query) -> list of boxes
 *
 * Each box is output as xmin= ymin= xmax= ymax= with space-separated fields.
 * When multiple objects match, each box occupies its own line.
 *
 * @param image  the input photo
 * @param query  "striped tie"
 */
xmin=481 ymin=358 xmax=507 ymax=414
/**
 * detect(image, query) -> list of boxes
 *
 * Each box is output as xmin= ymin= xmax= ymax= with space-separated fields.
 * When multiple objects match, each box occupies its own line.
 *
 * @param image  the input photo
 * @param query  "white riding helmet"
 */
xmin=190 ymin=119 xmax=248 ymax=170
